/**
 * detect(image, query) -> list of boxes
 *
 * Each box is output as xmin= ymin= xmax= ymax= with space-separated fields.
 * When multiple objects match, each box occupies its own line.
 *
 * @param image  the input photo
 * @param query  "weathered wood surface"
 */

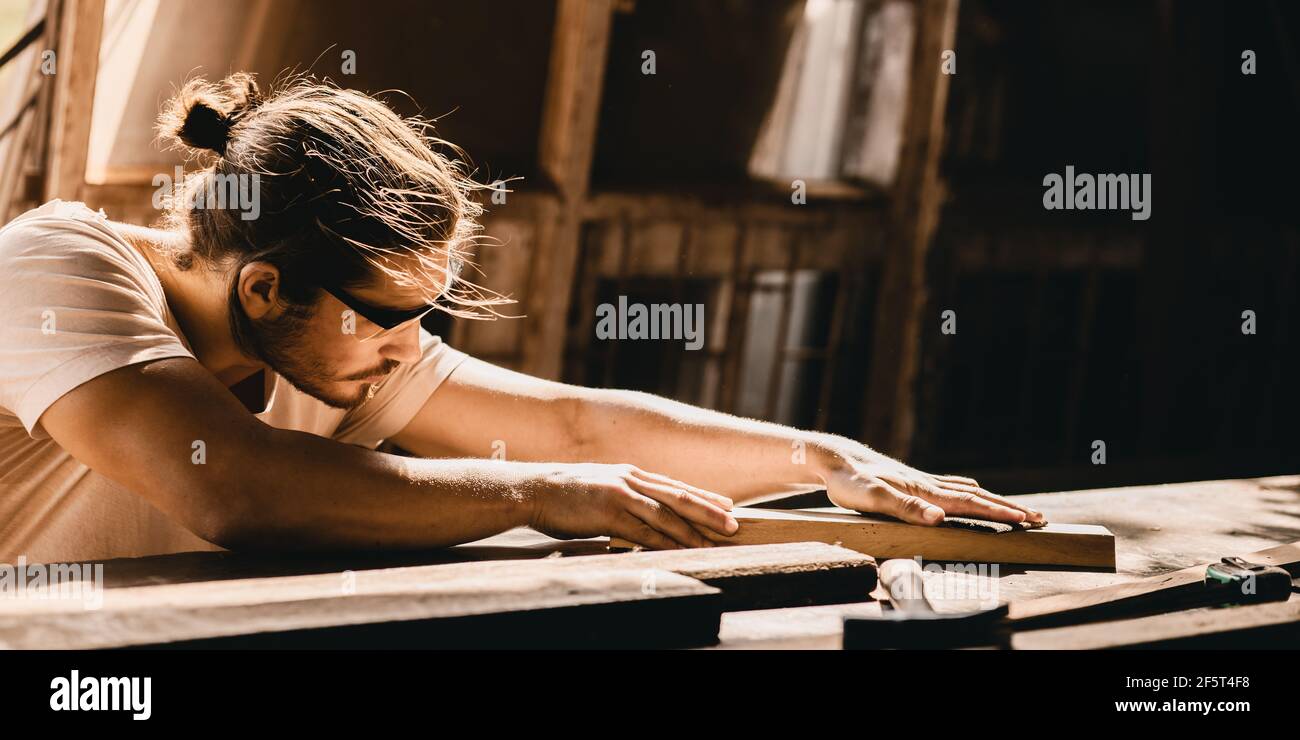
xmin=613 ymin=506 xmax=1116 ymax=568
xmin=1007 ymin=539 xmax=1300 ymax=629
xmin=713 ymin=476 xmax=1300 ymax=648
xmin=7 ymin=476 xmax=1295 ymax=649
xmin=0 ymin=567 xmax=722 ymax=649
xmin=44 ymin=0 xmax=104 ymax=202
xmin=1 ymin=543 xmax=875 ymax=648
xmin=67 ymin=539 xmax=875 ymax=608
xmin=520 ymin=0 xmax=614 ymax=379
xmin=1012 ymin=596 xmax=1300 ymax=650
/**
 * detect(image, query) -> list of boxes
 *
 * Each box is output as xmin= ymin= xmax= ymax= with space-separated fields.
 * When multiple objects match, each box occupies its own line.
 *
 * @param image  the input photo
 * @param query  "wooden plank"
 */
xmin=44 ymin=0 xmax=104 ymax=202
xmin=0 ymin=567 xmax=721 ymax=650
xmin=520 ymin=0 xmax=614 ymax=379
xmin=307 ymin=542 xmax=877 ymax=613
xmin=1008 ymin=540 xmax=1300 ymax=629
xmin=861 ymin=0 xmax=960 ymax=457
xmin=555 ymin=542 xmax=877 ymax=610
xmin=1012 ymin=595 xmax=1300 ymax=650
xmin=706 ymin=476 xmax=1300 ymax=648
xmin=70 ymin=541 xmax=877 ymax=611
xmin=716 ymin=601 xmax=884 ymax=650
xmin=0 ymin=542 xmax=877 ymax=648
xmin=583 ymin=185 xmax=882 ymax=224
xmin=612 ymin=506 xmax=1115 ymax=568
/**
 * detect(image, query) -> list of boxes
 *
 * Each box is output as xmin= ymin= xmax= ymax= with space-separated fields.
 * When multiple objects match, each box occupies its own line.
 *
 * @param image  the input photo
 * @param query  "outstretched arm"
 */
xmin=392 ymin=358 xmax=1045 ymax=526
xmin=41 ymin=357 xmax=736 ymax=552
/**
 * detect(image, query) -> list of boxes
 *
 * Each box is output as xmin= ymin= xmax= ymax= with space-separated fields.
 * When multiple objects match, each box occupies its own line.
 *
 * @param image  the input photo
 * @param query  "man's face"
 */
xmin=248 ymin=263 xmax=442 ymax=410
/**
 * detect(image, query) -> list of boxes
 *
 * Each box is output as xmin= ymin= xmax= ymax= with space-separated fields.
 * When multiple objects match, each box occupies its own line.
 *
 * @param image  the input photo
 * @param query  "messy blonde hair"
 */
xmin=156 ymin=72 xmax=512 ymax=352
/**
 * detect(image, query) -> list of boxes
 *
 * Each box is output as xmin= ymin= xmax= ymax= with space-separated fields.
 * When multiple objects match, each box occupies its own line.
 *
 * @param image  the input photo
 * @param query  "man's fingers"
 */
xmin=629 ymin=477 xmax=738 ymax=537
xmin=632 ymin=469 xmax=734 ymax=511
xmin=885 ymin=479 xmax=1025 ymax=525
xmin=839 ymin=470 xmax=1041 ymax=527
xmin=613 ymin=512 xmax=681 ymax=550
xmin=936 ymin=481 xmax=1045 ymax=523
xmin=917 ymin=484 xmax=1027 ymax=524
xmin=625 ymin=491 xmax=715 ymax=548
xmin=876 ymin=485 xmax=947 ymax=526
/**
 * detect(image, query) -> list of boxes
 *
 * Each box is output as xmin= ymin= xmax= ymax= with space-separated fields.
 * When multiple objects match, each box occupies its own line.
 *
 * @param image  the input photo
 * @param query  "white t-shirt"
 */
xmin=0 ymin=200 xmax=468 ymax=564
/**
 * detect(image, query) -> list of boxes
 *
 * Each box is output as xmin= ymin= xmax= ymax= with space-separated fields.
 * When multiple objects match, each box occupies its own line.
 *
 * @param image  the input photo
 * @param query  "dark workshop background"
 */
xmin=2 ymin=0 xmax=1296 ymax=493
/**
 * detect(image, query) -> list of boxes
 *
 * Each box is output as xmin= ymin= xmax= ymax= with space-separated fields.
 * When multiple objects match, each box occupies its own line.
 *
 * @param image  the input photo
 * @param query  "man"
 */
xmin=0 ymin=74 xmax=1041 ymax=564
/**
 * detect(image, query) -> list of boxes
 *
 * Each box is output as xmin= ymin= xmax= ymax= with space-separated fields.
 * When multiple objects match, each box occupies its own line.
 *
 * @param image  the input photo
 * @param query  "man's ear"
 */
xmin=236 ymin=261 xmax=284 ymax=320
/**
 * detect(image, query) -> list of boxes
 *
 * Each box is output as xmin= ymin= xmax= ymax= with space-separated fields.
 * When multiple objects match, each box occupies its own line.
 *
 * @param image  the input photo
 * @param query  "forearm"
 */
xmin=215 ymin=425 xmax=542 ymax=550
xmin=571 ymin=388 xmax=864 ymax=503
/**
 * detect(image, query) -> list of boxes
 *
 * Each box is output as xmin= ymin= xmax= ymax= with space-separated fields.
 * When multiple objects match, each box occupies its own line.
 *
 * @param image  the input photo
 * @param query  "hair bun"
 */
xmin=158 ymin=73 xmax=262 ymax=158
xmin=177 ymin=100 xmax=234 ymax=155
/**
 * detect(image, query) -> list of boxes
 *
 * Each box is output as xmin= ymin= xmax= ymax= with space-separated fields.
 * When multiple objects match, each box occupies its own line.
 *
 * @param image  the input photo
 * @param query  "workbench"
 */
xmin=717 ymin=474 xmax=1300 ymax=648
xmin=8 ymin=475 xmax=1299 ymax=649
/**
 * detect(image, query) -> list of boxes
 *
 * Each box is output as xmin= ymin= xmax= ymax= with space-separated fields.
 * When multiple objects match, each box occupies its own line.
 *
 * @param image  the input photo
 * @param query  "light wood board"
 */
xmin=610 ymin=506 xmax=1116 ymax=568
xmin=709 ymin=475 xmax=1300 ymax=648
xmin=0 ymin=542 xmax=873 ymax=649
xmin=0 ymin=567 xmax=721 ymax=650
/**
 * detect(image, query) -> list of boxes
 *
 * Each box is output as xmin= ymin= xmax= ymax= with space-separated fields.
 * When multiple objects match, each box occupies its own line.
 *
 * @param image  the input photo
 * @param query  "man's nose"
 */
xmin=378 ymin=321 xmax=422 ymax=364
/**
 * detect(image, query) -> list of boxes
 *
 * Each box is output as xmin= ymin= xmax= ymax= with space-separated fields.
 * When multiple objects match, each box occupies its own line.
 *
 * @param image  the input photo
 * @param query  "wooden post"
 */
xmin=44 ymin=0 xmax=103 ymax=203
xmin=861 ymin=0 xmax=959 ymax=458
xmin=520 ymin=0 xmax=615 ymax=379
xmin=0 ymin=0 xmax=52 ymax=222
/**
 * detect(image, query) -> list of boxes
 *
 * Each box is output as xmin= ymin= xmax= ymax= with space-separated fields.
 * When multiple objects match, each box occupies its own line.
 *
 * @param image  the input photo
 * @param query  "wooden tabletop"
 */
xmin=715 ymin=474 xmax=1300 ymax=648
xmin=73 ymin=474 xmax=1300 ymax=649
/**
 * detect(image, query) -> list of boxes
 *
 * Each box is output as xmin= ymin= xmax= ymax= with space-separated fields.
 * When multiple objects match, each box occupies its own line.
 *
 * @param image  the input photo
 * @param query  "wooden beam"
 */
xmin=861 ymin=0 xmax=959 ymax=457
xmin=1013 ymin=597 xmax=1300 ymax=649
xmin=0 ymin=0 xmax=51 ymax=222
xmin=520 ymin=0 xmax=615 ymax=379
xmin=583 ymin=187 xmax=883 ymax=225
xmin=572 ymin=541 xmax=878 ymax=610
xmin=0 ymin=566 xmax=722 ymax=650
xmin=327 ymin=541 xmax=878 ymax=612
xmin=44 ymin=0 xmax=103 ymax=202
xmin=612 ymin=505 xmax=1116 ymax=569
xmin=0 ymin=542 xmax=880 ymax=648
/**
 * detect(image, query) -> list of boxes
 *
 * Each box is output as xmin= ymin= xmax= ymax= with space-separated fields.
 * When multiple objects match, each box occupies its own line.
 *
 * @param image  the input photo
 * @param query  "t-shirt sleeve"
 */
xmin=332 ymin=328 xmax=469 ymax=449
xmin=0 ymin=216 xmax=196 ymax=438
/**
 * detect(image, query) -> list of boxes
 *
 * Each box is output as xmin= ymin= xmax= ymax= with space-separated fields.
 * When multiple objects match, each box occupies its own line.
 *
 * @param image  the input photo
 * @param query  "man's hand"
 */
xmin=814 ymin=442 xmax=1045 ymax=527
xmin=528 ymin=463 xmax=740 ymax=549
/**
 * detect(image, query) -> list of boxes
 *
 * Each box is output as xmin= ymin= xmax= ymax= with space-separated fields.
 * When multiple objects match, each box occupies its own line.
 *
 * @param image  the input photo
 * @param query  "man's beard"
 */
xmin=247 ymin=308 xmax=377 ymax=411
